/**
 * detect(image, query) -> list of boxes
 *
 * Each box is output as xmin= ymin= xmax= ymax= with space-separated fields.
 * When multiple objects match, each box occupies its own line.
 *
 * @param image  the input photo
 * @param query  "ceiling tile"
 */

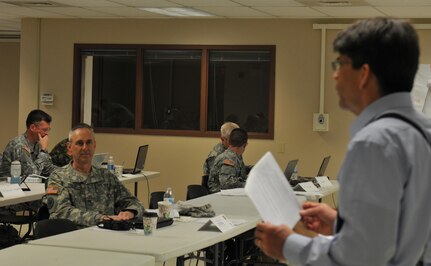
xmin=196 ymin=6 xmax=273 ymax=17
xmin=256 ymin=6 xmax=327 ymax=17
xmin=109 ymin=0 xmax=179 ymax=7
xmin=366 ymin=0 xmax=431 ymax=6
xmin=234 ymin=0 xmax=304 ymax=7
xmin=0 ymin=6 xmax=70 ymax=17
xmin=86 ymin=6 xmax=165 ymax=17
xmin=34 ymin=7 xmax=118 ymax=17
xmin=377 ymin=6 xmax=431 ymax=18
xmin=51 ymin=0 xmax=124 ymax=7
xmin=168 ymin=0 xmax=240 ymax=7
xmin=313 ymin=6 xmax=385 ymax=17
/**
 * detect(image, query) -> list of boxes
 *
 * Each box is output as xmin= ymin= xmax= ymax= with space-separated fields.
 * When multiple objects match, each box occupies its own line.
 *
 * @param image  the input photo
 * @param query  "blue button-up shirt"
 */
xmin=284 ymin=93 xmax=431 ymax=265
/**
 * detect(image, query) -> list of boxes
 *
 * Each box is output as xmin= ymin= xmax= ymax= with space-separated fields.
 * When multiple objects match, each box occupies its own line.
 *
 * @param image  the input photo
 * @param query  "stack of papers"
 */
xmin=244 ymin=152 xmax=300 ymax=228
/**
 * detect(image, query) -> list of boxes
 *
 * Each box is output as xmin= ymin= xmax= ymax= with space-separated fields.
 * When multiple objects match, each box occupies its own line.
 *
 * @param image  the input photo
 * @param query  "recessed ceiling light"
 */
xmin=4 ymin=1 xmax=68 ymax=7
xmin=319 ymin=1 xmax=352 ymax=6
xmin=140 ymin=7 xmax=214 ymax=17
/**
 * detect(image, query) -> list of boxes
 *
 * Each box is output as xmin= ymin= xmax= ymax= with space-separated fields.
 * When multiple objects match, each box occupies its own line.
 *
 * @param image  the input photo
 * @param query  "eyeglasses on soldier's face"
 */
xmin=331 ymin=59 xmax=352 ymax=71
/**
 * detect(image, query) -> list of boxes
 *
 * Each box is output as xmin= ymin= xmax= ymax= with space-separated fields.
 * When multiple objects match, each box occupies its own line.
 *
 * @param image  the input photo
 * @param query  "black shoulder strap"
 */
xmin=377 ymin=113 xmax=431 ymax=146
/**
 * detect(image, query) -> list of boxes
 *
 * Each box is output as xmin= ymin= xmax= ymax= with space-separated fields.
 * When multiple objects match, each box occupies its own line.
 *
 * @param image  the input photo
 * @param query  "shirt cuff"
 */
xmin=283 ymin=233 xmax=312 ymax=265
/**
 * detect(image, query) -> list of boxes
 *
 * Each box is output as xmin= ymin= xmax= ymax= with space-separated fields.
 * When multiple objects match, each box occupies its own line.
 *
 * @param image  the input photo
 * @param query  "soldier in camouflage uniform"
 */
xmin=46 ymin=123 xmax=144 ymax=227
xmin=0 ymin=109 xmax=57 ymax=177
xmin=203 ymin=122 xmax=239 ymax=176
xmin=50 ymin=138 xmax=71 ymax=167
xmin=208 ymin=128 xmax=248 ymax=193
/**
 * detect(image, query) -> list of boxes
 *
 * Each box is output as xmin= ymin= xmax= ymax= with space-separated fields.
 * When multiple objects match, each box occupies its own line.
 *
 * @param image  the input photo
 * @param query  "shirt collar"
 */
xmin=350 ymin=92 xmax=413 ymax=139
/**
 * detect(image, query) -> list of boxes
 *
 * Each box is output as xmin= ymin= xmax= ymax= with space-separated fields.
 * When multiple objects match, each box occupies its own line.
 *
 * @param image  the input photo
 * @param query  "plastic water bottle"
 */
xmin=107 ymin=156 xmax=115 ymax=173
xmin=10 ymin=160 xmax=21 ymax=184
xmin=163 ymin=187 xmax=174 ymax=204
xmin=291 ymin=166 xmax=298 ymax=180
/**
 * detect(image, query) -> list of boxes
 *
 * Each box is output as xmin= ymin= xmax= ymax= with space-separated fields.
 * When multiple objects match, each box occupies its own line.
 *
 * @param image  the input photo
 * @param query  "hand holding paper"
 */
xmin=244 ymin=152 xmax=300 ymax=228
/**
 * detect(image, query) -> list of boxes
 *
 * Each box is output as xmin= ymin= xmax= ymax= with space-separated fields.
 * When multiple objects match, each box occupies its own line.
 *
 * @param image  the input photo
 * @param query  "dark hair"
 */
xmin=26 ymin=109 xmax=52 ymax=128
xmin=333 ymin=18 xmax=419 ymax=95
xmin=229 ymin=128 xmax=248 ymax=147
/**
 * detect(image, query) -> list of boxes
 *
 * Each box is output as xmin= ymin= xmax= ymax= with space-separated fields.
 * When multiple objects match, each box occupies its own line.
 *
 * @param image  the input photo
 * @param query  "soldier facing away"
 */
xmin=208 ymin=128 xmax=248 ymax=193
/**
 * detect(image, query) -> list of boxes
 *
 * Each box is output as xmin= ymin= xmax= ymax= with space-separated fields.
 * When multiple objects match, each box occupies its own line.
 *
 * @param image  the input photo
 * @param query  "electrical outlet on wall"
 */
xmin=313 ymin=113 xmax=329 ymax=131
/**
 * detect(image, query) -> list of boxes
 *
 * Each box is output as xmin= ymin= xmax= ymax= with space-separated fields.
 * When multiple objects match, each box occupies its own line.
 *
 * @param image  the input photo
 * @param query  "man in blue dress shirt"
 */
xmin=255 ymin=18 xmax=431 ymax=265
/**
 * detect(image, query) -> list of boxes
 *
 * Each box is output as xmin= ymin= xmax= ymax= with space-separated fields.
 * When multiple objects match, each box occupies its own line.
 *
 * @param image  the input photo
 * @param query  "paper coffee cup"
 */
xmin=158 ymin=201 xmax=171 ymax=218
xmin=143 ymin=212 xmax=158 ymax=235
xmin=114 ymin=165 xmax=123 ymax=178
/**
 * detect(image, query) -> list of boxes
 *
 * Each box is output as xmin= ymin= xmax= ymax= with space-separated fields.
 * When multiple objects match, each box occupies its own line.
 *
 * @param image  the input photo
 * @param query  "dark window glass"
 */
xmin=207 ymin=50 xmax=270 ymax=133
xmin=81 ymin=49 xmax=136 ymax=128
xmin=143 ymin=50 xmax=201 ymax=130
xmin=73 ymin=45 xmax=274 ymax=139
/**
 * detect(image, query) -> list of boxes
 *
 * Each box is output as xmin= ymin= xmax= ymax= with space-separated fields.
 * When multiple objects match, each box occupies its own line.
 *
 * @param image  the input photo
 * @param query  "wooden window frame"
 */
xmin=72 ymin=44 xmax=275 ymax=139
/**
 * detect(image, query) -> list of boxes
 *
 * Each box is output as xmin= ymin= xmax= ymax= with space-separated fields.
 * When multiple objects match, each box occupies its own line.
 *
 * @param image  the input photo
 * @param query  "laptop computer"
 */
xmin=284 ymin=159 xmax=299 ymax=181
xmin=123 ymin=145 xmax=149 ymax=174
xmin=291 ymin=156 xmax=331 ymax=188
xmin=316 ymin=156 xmax=331 ymax=177
xmin=92 ymin=153 xmax=108 ymax=167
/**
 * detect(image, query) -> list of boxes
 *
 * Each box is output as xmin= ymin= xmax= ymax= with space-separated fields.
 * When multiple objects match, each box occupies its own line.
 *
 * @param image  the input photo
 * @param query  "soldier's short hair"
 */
xmin=26 ymin=109 xmax=52 ymax=128
xmin=220 ymin=122 xmax=239 ymax=138
xmin=229 ymin=128 xmax=248 ymax=147
xmin=68 ymin=123 xmax=94 ymax=141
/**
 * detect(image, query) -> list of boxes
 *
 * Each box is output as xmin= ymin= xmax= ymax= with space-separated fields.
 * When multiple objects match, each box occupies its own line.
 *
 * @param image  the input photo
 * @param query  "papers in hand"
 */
xmin=244 ymin=152 xmax=300 ymax=228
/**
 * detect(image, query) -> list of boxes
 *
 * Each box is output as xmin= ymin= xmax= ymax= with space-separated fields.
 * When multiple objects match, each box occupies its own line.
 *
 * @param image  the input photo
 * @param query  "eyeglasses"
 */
xmin=331 ymin=59 xmax=351 ymax=71
xmin=36 ymin=125 xmax=51 ymax=133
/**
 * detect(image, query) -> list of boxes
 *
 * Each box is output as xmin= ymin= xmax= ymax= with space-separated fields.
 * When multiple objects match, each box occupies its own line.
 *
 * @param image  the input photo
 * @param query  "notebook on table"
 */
xmin=123 ymin=145 xmax=149 ymax=174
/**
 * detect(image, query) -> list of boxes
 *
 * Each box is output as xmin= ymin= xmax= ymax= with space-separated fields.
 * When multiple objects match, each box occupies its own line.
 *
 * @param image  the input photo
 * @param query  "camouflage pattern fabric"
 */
xmin=176 ymin=201 xmax=215 ymax=218
xmin=50 ymin=138 xmax=71 ymax=167
xmin=203 ymin=142 xmax=226 ymax=176
xmin=46 ymin=163 xmax=145 ymax=227
xmin=0 ymin=133 xmax=57 ymax=177
xmin=208 ymin=148 xmax=247 ymax=193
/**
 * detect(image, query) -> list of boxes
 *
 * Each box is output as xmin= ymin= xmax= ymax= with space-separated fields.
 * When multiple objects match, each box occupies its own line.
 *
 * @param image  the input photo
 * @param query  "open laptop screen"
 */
xmin=316 ymin=156 xmax=331 ymax=177
xmin=284 ymin=159 xmax=298 ymax=181
xmin=123 ymin=145 xmax=149 ymax=174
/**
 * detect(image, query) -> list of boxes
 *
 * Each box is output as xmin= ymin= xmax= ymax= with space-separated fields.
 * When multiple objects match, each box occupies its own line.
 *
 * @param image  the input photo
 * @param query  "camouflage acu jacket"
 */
xmin=203 ymin=142 xmax=226 ymax=176
xmin=46 ymin=163 xmax=145 ymax=227
xmin=0 ymin=133 xmax=57 ymax=177
xmin=208 ymin=148 xmax=247 ymax=193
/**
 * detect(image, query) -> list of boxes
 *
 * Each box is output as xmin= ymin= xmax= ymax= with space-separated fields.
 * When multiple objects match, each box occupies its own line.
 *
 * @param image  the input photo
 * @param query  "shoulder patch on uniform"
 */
xmin=46 ymin=186 xmax=59 ymax=195
xmin=223 ymin=159 xmax=235 ymax=166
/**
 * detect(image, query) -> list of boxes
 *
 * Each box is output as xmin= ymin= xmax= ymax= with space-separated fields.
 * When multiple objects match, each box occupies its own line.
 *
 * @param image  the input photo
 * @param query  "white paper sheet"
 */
xmin=244 ymin=152 xmax=300 ymax=227
xmin=220 ymin=188 xmax=247 ymax=196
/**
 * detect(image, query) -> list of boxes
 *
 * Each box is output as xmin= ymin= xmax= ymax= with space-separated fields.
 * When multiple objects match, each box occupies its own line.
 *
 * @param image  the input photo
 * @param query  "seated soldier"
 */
xmin=203 ymin=122 xmax=239 ymax=176
xmin=45 ymin=123 xmax=144 ymax=227
xmin=208 ymin=128 xmax=248 ymax=193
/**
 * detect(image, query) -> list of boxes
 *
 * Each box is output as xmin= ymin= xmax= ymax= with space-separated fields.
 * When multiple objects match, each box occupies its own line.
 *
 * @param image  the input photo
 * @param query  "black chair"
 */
xmin=201 ymin=175 xmax=210 ymax=191
xmin=34 ymin=218 xmax=78 ymax=239
xmin=0 ymin=209 xmax=37 ymax=243
xmin=186 ymin=185 xmax=209 ymax=200
xmin=149 ymin=191 xmax=165 ymax=209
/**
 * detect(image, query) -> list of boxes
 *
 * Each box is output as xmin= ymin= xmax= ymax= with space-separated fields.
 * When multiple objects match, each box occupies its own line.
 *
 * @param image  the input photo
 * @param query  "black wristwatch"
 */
xmin=40 ymin=149 xmax=48 ymax=153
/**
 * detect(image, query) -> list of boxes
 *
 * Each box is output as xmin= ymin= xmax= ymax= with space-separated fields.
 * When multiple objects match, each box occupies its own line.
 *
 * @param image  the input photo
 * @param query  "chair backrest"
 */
xmin=149 ymin=191 xmax=165 ymax=209
xmin=201 ymin=175 xmax=209 ymax=190
xmin=34 ymin=218 xmax=78 ymax=239
xmin=37 ymin=204 xmax=50 ymax=221
xmin=186 ymin=184 xmax=209 ymax=200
